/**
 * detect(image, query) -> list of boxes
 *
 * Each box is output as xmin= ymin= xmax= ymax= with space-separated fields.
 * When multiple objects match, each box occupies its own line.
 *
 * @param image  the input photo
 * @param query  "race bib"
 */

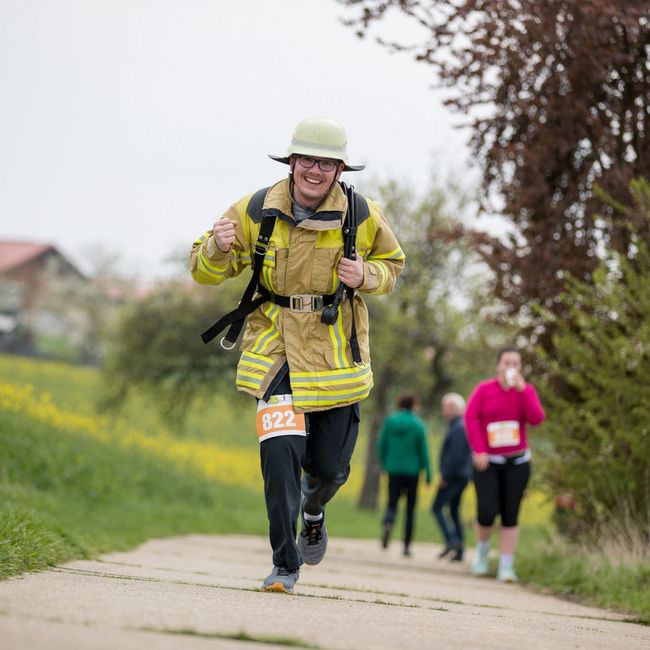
xmin=256 ymin=394 xmax=306 ymax=443
xmin=487 ymin=420 xmax=520 ymax=448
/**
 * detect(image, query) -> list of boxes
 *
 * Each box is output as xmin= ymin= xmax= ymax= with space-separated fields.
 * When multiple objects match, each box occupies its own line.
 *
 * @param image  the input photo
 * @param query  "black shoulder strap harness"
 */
xmin=200 ymin=182 xmax=364 ymax=364
xmin=199 ymin=190 xmax=276 ymax=348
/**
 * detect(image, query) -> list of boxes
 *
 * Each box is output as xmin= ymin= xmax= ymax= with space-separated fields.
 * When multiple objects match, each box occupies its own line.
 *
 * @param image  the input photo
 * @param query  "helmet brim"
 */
xmin=268 ymin=154 xmax=365 ymax=172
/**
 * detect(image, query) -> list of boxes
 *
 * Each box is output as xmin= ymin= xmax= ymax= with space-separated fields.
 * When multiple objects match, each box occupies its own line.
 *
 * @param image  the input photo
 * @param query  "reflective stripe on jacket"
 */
xmin=190 ymin=178 xmax=405 ymax=412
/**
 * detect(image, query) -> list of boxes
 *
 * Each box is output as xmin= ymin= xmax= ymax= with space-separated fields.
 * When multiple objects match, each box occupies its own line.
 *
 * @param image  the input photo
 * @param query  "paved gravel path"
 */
xmin=1 ymin=535 xmax=648 ymax=650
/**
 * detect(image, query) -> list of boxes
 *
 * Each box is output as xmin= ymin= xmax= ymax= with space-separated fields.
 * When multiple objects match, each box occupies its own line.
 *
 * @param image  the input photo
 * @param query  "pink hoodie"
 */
xmin=464 ymin=378 xmax=545 ymax=456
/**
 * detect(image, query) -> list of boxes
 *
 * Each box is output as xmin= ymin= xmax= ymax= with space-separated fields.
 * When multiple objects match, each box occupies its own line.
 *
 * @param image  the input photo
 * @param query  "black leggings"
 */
xmin=383 ymin=474 xmax=419 ymax=547
xmin=473 ymin=461 xmax=530 ymax=527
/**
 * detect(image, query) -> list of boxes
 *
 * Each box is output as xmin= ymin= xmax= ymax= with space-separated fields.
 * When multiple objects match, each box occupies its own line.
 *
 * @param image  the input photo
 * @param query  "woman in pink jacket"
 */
xmin=464 ymin=346 xmax=545 ymax=583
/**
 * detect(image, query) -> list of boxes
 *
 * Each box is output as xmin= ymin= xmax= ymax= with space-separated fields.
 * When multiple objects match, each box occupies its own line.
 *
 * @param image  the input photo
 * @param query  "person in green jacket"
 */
xmin=377 ymin=391 xmax=432 ymax=556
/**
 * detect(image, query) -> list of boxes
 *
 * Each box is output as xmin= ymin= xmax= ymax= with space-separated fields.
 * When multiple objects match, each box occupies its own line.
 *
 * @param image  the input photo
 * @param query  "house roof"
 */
xmin=0 ymin=241 xmax=81 ymax=276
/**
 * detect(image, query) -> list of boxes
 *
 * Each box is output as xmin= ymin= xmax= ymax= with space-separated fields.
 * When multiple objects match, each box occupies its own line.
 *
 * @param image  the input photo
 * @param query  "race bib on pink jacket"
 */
xmin=486 ymin=420 xmax=520 ymax=448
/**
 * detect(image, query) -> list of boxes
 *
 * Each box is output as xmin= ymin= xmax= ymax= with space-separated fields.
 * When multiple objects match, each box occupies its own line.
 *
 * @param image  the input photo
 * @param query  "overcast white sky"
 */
xmin=0 ymin=0 xmax=476 ymax=278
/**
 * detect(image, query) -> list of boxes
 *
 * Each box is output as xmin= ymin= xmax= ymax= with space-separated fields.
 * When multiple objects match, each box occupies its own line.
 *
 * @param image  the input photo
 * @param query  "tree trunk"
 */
xmin=357 ymin=365 xmax=393 ymax=510
xmin=429 ymin=342 xmax=452 ymax=405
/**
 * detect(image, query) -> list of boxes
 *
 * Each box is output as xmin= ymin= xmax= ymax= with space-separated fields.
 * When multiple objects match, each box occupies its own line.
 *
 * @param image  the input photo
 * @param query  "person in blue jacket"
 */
xmin=377 ymin=391 xmax=431 ymax=557
xmin=432 ymin=393 xmax=472 ymax=561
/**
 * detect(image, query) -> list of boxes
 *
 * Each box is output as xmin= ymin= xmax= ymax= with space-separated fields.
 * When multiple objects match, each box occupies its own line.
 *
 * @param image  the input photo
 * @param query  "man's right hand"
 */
xmin=472 ymin=452 xmax=489 ymax=472
xmin=213 ymin=218 xmax=237 ymax=252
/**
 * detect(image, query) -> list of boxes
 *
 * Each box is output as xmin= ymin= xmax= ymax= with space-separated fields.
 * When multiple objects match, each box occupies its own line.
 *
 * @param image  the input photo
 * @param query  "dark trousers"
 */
xmin=259 ymin=380 xmax=360 ymax=571
xmin=382 ymin=474 xmax=419 ymax=549
xmin=473 ymin=461 xmax=530 ymax=527
xmin=431 ymin=477 xmax=469 ymax=546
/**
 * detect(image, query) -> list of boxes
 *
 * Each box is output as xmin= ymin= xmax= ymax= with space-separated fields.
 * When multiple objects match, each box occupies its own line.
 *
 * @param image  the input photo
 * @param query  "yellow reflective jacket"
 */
xmin=190 ymin=178 xmax=405 ymax=412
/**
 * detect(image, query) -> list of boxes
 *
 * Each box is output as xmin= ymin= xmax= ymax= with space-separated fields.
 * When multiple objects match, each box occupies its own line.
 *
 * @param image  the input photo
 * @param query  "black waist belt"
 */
xmin=200 ymin=286 xmax=337 ymax=346
xmin=257 ymin=287 xmax=336 ymax=312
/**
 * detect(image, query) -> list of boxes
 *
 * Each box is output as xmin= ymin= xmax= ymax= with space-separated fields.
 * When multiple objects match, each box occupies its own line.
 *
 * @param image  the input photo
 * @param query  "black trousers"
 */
xmin=258 ymin=375 xmax=360 ymax=571
xmin=382 ymin=474 xmax=419 ymax=548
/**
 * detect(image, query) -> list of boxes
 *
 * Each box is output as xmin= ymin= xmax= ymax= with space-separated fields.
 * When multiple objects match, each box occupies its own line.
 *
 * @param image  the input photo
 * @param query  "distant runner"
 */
xmin=465 ymin=346 xmax=545 ymax=582
xmin=432 ymin=393 xmax=472 ymax=562
xmin=378 ymin=391 xmax=431 ymax=557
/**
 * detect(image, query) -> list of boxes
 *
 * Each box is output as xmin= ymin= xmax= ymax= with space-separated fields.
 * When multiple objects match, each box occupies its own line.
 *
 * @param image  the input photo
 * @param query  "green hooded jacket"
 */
xmin=377 ymin=409 xmax=431 ymax=481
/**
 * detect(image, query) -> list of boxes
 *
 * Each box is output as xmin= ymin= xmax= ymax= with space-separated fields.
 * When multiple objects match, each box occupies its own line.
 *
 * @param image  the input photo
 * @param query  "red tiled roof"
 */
xmin=0 ymin=241 xmax=56 ymax=274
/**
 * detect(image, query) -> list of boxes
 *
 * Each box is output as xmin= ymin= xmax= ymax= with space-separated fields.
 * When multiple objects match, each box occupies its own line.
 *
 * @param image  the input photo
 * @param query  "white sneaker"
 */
xmin=471 ymin=545 xmax=489 ymax=576
xmin=497 ymin=566 xmax=518 ymax=583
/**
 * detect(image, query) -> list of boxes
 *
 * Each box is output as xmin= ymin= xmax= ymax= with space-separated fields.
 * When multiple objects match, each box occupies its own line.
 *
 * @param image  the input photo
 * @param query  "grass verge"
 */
xmin=0 ymin=405 xmax=266 ymax=577
xmin=517 ymin=536 xmax=650 ymax=624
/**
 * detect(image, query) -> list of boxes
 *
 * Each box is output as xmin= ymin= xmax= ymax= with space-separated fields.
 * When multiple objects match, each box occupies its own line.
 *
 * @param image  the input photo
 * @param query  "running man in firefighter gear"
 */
xmin=190 ymin=117 xmax=405 ymax=594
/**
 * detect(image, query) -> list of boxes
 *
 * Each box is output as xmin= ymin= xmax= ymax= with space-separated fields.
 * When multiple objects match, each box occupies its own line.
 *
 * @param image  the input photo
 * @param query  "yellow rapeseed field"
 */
xmin=0 ymin=380 xmax=263 ymax=493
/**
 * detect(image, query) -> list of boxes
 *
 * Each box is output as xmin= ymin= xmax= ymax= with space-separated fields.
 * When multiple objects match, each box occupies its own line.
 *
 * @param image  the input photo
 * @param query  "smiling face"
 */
xmin=289 ymin=155 xmax=343 ymax=209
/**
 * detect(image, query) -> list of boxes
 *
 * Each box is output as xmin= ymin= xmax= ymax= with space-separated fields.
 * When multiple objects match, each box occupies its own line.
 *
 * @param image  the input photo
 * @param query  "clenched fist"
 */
xmin=213 ymin=218 xmax=237 ymax=253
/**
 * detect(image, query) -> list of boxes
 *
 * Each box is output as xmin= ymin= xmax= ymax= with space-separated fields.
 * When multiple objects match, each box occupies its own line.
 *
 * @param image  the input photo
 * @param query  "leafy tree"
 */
xmin=340 ymin=0 xmax=650 ymax=335
xmin=536 ymin=178 xmax=650 ymax=542
xmin=99 ymin=277 xmax=247 ymax=430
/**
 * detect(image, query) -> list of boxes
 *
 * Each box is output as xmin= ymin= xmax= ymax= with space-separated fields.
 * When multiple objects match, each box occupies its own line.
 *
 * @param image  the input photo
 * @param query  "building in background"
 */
xmin=0 ymin=241 xmax=88 ymax=358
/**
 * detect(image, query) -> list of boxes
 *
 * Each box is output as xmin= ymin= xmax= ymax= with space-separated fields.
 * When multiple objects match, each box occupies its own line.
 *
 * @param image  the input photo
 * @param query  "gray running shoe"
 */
xmin=298 ymin=514 xmax=328 ymax=565
xmin=261 ymin=566 xmax=299 ymax=594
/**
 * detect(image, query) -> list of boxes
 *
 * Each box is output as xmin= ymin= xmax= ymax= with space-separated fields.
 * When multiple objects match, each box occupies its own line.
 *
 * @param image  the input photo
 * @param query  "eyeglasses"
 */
xmin=295 ymin=155 xmax=339 ymax=173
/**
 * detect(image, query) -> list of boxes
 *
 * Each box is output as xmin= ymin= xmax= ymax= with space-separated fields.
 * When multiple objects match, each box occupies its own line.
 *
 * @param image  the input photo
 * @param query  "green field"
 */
xmin=0 ymin=354 xmax=647 ymax=623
